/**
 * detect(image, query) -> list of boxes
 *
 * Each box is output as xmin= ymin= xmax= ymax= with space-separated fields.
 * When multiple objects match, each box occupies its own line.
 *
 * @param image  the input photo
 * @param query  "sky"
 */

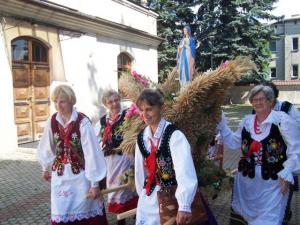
xmin=272 ymin=0 xmax=300 ymax=18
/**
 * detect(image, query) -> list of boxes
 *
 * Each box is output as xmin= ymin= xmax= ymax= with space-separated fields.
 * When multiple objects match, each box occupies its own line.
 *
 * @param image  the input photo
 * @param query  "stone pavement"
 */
xmin=0 ymin=105 xmax=299 ymax=225
xmin=0 ymin=151 xmax=136 ymax=225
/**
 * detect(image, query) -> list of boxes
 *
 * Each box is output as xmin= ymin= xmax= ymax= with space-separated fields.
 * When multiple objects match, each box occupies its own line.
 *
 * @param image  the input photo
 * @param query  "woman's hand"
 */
xmin=217 ymin=111 xmax=227 ymax=132
xmin=42 ymin=171 xmax=51 ymax=182
xmin=87 ymin=187 xmax=101 ymax=200
xmin=279 ymin=177 xmax=289 ymax=194
xmin=176 ymin=211 xmax=192 ymax=225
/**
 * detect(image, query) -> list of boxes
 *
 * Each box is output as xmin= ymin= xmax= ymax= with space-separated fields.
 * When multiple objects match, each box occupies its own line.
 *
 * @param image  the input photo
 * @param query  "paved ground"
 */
xmin=0 ymin=104 xmax=299 ymax=225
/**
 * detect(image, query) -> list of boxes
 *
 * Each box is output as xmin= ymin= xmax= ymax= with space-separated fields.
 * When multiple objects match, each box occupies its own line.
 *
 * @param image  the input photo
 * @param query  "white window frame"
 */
xmin=292 ymin=37 xmax=299 ymax=51
xmin=291 ymin=64 xmax=299 ymax=78
xmin=269 ymin=41 xmax=277 ymax=52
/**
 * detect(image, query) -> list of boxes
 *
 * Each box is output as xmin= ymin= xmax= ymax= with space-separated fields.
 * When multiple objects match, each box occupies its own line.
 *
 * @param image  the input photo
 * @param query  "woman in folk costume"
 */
xmin=262 ymin=81 xmax=300 ymax=224
xmin=134 ymin=88 xmax=218 ymax=225
xmin=94 ymin=89 xmax=138 ymax=225
xmin=37 ymin=85 xmax=108 ymax=225
xmin=218 ymin=85 xmax=300 ymax=225
xmin=176 ymin=25 xmax=196 ymax=88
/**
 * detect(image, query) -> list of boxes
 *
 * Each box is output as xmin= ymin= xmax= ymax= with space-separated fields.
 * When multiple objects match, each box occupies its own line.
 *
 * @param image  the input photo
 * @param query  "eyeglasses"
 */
xmin=107 ymin=99 xmax=120 ymax=104
xmin=252 ymin=97 xmax=267 ymax=103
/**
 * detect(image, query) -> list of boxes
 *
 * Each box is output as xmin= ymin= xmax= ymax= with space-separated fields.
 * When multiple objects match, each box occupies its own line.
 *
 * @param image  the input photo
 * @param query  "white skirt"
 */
xmin=232 ymin=166 xmax=289 ymax=225
xmin=106 ymin=154 xmax=137 ymax=205
xmin=136 ymin=186 xmax=161 ymax=225
xmin=51 ymin=164 xmax=104 ymax=223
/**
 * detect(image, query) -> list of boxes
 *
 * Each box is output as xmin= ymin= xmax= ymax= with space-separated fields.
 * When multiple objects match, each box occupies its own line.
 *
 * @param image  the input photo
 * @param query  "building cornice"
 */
xmin=112 ymin=0 xmax=158 ymax=18
xmin=271 ymin=17 xmax=300 ymax=26
xmin=0 ymin=0 xmax=162 ymax=47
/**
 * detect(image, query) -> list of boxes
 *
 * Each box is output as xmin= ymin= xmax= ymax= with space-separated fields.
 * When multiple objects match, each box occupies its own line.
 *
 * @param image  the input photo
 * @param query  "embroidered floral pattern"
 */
xmin=137 ymin=220 xmax=147 ymax=225
xmin=265 ymin=138 xmax=285 ymax=163
xmin=51 ymin=208 xmax=103 ymax=223
xmin=241 ymin=139 xmax=249 ymax=157
xmin=71 ymin=133 xmax=78 ymax=140
xmin=51 ymin=113 xmax=85 ymax=176
xmin=158 ymin=159 xmax=166 ymax=167
xmin=57 ymin=190 xmax=74 ymax=198
xmin=53 ymin=132 xmax=60 ymax=142
xmin=156 ymin=155 xmax=175 ymax=181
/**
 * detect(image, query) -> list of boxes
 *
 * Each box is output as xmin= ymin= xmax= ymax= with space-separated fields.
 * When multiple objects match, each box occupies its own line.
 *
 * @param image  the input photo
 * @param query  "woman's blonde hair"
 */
xmin=51 ymin=85 xmax=76 ymax=105
xmin=102 ymin=89 xmax=120 ymax=106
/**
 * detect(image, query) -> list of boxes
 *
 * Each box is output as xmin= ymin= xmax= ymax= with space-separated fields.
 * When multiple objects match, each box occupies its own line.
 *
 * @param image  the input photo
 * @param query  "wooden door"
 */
xmin=11 ymin=37 xmax=50 ymax=143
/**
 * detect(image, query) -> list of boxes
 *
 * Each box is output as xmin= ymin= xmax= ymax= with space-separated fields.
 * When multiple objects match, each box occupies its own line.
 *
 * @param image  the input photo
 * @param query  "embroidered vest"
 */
xmin=137 ymin=124 xmax=178 ymax=195
xmin=100 ymin=109 xmax=126 ymax=154
xmin=239 ymin=124 xmax=287 ymax=180
xmin=51 ymin=112 xmax=86 ymax=176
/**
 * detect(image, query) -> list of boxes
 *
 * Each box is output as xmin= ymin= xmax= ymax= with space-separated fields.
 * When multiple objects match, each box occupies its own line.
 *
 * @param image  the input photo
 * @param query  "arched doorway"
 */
xmin=117 ymin=52 xmax=132 ymax=75
xmin=11 ymin=37 xmax=50 ymax=144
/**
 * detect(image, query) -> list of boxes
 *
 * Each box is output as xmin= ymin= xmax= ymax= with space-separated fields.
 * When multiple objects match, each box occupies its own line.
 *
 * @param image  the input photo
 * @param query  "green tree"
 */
xmin=196 ymin=0 xmax=281 ymax=83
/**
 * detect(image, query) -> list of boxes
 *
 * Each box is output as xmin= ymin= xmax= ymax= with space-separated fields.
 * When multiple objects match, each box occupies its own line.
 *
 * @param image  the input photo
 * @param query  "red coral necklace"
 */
xmin=254 ymin=116 xmax=262 ymax=134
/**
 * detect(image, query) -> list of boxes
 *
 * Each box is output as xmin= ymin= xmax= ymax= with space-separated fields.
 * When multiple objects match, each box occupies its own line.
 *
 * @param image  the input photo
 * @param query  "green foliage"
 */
xmin=195 ymin=159 xmax=226 ymax=189
xmin=196 ymin=0 xmax=281 ymax=83
xmin=132 ymin=0 xmax=281 ymax=83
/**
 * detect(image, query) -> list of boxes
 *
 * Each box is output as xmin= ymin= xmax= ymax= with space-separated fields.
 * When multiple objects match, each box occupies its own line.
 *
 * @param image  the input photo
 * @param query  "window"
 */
xmin=117 ymin=53 xmax=132 ymax=95
xmin=32 ymin=40 xmax=47 ymax=62
xmin=12 ymin=38 xmax=48 ymax=62
xmin=292 ymin=64 xmax=299 ymax=78
xmin=12 ymin=39 xmax=29 ymax=61
xmin=270 ymin=68 xmax=276 ymax=78
xmin=269 ymin=41 xmax=276 ymax=52
xmin=292 ymin=37 xmax=298 ymax=51
xmin=118 ymin=53 xmax=132 ymax=74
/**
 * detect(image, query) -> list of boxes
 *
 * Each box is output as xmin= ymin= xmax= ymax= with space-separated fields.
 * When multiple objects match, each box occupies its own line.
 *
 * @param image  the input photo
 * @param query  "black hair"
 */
xmin=136 ymin=88 xmax=164 ymax=108
xmin=261 ymin=81 xmax=279 ymax=99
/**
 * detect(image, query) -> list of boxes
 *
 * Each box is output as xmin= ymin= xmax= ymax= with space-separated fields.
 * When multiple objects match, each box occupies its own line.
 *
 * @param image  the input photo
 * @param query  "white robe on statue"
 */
xmin=37 ymin=110 xmax=107 ymax=223
xmin=219 ymin=110 xmax=300 ymax=225
xmin=135 ymin=119 xmax=198 ymax=225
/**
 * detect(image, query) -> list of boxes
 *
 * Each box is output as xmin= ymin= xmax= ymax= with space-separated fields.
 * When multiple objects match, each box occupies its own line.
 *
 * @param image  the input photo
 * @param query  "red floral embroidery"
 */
xmin=247 ymin=140 xmax=262 ymax=157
